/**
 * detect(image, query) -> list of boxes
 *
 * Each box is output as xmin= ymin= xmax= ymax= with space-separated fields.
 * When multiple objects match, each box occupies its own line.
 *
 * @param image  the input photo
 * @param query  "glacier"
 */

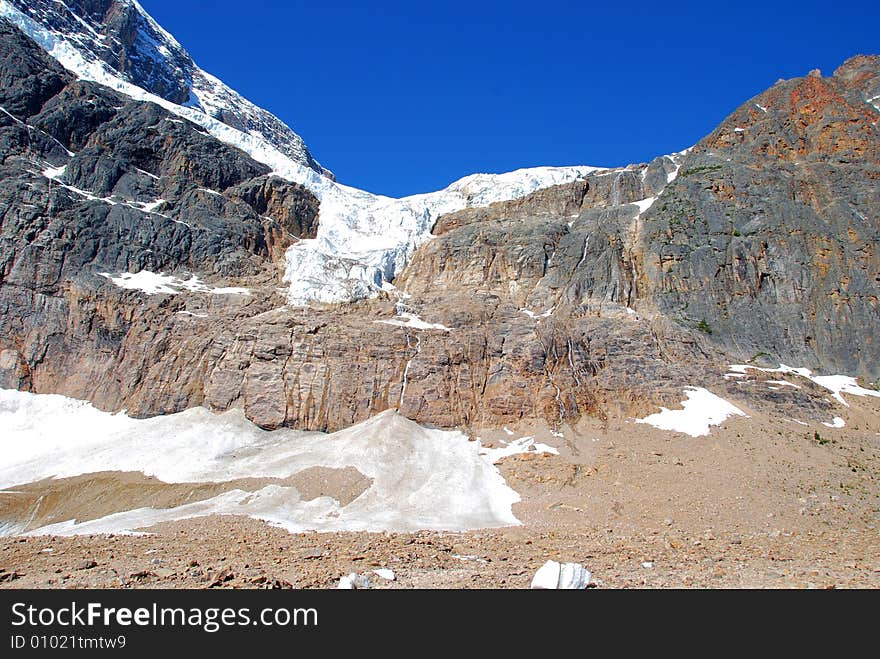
xmin=3 ymin=0 xmax=607 ymax=305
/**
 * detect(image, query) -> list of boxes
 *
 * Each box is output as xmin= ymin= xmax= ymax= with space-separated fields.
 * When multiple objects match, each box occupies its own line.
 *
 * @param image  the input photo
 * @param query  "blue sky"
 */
xmin=141 ymin=0 xmax=880 ymax=197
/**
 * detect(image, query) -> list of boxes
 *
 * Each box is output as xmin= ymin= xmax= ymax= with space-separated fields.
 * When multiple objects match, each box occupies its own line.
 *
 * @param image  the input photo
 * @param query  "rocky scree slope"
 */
xmin=0 ymin=18 xmax=878 ymax=434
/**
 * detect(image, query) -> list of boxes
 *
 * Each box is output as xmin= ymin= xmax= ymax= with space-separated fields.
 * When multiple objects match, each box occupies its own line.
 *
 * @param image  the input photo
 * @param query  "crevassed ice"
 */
xmin=280 ymin=165 xmax=603 ymax=305
xmin=0 ymin=1 xmax=604 ymax=306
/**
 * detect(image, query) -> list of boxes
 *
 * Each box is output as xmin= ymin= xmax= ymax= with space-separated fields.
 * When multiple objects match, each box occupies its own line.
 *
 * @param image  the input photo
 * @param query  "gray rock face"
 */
xmin=636 ymin=61 xmax=880 ymax=378
xmin=0 ymin=20 xmax=320 ymax=400
xmin=0 ymin=21 xmax=69 ymax=119
xmin=3 ymin=0 xmax=333 ymax=178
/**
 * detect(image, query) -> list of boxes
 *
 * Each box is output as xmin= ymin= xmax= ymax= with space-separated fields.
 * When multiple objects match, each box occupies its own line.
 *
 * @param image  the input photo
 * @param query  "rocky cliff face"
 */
xmin=638 ymin=60 xmax=880 ymax=377
xmin=0 ymin=16 xmax=876 ymax=433
xmin=0 ymin=20 xmax=319 ymax=399
xmin=0 ymin=0 xmax=331 ymax=177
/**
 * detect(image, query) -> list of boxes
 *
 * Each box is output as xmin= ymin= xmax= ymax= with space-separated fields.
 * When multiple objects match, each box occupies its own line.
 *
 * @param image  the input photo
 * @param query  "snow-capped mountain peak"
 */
xmin=0 ymin=0 xmax=330 ymax=177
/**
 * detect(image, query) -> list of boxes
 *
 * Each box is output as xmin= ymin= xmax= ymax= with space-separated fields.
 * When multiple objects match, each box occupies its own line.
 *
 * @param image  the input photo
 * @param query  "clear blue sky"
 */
xmin=141 ymin=0 xmax=879 ymax=197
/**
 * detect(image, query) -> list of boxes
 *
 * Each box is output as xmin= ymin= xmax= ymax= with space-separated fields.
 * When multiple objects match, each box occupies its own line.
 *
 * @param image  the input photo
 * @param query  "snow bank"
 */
xmin=0 ymin=389 xmax=531 ymax=535
xmin=822 ymin=416 xmax=845 ymax=429
xmin=635 ymin=387 xmax=747 ymax=437
xmin=374 ymin=312 xmax=452 ymax=331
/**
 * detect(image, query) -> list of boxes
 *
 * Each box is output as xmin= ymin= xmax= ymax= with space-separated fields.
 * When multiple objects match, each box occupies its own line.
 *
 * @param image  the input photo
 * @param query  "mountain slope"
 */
xmin=2 ymin=0 xmax=611 ymax=305
xmin=0 ymin=0 xmax=331 ymax=177
xmin=0 ymin=8 xmax=878 ymax=434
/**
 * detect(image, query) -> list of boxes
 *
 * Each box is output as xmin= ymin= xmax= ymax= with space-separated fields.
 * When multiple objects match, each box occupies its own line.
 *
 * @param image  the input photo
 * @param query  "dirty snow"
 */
xmin=822 ymin=416 xmax=845 ymax=429
xmin=479 ymin=436 xmax=559 ymax=464
xmin=0 ymin=389 xmax=529 ymax=535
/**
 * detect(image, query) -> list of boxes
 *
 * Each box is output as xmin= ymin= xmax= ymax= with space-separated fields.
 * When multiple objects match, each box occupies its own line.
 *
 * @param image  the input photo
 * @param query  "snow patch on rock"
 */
xmin=99 ymin=271 xmax=249 ymax=296
xmin=635 ymin=387 xmax=747 ymax=437
xmin=728 ymin=364 xmax=880 ymax=407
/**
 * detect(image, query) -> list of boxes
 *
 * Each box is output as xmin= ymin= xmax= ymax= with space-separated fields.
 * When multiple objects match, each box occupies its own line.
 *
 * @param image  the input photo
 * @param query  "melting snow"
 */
xmin=0 ymin=389 xmax=530 ymax=535
xmin=99 ymin=271 xmax=249 ymax=296
xmin=521 ymin=308 xmax=554 ymax=320
xmin=766 ymin=380 xmax=800 ymax=389
xmin=479 ymin=436 xmax=559 ymax=464
xmin=632 ymin=196 xmax=657 ymax=215
xmin=134 ymin=199 xmax=166 ymax=213
xmin=728 ymin=364 xmax=880 ymax=407
xmin=42 ymin=164 xmax=67 ymax=180
xmin=822 ymin=416 xmax=845 ymax=429
xmin=635 ymin=387 xmax=747 ymax=437
xmin=374 ymin=312 xmax=451 ymax=332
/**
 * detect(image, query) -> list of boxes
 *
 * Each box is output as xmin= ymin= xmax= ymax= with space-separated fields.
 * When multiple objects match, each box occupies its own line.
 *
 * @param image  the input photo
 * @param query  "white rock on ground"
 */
xmin=372 ymin=569 xmax=395 ymax=581
xmin=530 ymin=560 xmax=592 ymax=589
xmin=337 ymin=573 xmax=371 ymax=589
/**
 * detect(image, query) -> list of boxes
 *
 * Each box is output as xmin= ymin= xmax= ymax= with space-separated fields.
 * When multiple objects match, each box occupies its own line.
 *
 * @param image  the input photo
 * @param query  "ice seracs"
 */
xmin=281 ymin=165 xmax=604 ymax=306
xmin=2 ymin=0 xmax=608 ymax=307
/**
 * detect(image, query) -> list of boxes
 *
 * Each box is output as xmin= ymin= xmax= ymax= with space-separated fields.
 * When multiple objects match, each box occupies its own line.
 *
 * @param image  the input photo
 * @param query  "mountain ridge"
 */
xmin=0 ymin=9 xmax=878 ymax=435
xmin=0 ymin=0 xmax=332 ymax=178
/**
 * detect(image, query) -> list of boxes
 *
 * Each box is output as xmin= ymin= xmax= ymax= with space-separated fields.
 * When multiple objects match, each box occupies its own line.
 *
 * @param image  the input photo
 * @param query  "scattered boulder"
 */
xmin=530 ymin=560 xmax=592 ymax=589
xmin=337 ymin=573 xmax=372 ymax=589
